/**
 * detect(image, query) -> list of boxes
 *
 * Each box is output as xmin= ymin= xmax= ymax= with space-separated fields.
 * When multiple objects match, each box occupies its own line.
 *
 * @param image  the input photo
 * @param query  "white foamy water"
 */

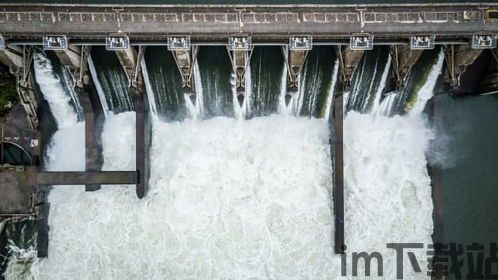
xmin=344 ymin=112 xmax=434 ymax=279
xmin=23 ymin=115 xmax=337 ymax=280
xmin=33 ymin=53 xmax=79 ymax=128
xmin=409 ymin=50 xmax=444 ymax=115
xmin=6 ymin=50 xmax=438 ymax=280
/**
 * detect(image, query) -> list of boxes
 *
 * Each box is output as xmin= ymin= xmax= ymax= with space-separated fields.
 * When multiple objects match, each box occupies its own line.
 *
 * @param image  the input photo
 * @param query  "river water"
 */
xmin=1 ymin=44 xmax=497 ymax=280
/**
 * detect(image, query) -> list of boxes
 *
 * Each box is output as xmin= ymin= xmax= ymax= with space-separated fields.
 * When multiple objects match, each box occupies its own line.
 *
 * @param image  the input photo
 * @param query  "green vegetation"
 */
xmin=0 ymin=74 xmax=18 ymax=120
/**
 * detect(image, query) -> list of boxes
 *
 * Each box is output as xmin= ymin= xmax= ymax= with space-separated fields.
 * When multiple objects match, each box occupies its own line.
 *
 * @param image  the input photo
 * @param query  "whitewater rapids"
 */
xmin=5 ymin=51 xmax=436 ymax=279
xmin=25 ymin=115 xmax=337 ymax=280
xmin=18 ymin=112 xmax=433 ymax=280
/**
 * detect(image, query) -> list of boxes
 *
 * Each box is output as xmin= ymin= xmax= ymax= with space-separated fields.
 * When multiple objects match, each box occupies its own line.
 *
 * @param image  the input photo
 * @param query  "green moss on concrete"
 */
xmin=0 ymin=74 xmax=18 ymax=119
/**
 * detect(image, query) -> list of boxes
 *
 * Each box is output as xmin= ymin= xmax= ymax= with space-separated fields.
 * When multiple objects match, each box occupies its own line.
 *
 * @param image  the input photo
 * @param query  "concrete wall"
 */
xmin=0 ymin=4 xmax=496 ymax=41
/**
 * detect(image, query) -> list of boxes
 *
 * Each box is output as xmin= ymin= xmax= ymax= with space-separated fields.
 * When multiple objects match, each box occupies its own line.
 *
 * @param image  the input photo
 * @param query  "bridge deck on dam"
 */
xmin=0 ymin=3 xmax=496 ymax=41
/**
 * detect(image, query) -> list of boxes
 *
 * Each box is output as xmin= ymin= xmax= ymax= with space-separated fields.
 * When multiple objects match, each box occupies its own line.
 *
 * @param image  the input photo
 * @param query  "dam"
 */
xmin=0 ymin=1 xmax=497 ymax=279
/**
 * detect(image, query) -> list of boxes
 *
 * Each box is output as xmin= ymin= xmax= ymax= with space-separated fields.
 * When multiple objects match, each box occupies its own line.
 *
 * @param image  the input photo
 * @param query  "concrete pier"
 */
xmin=113 ymin=45 xmax=150 ymax=199
xmin=115 ymin=47 xmax=145 ymax=89
xmin=133 ymin=91 xmax=150 ymax=199
xmin=333 ymin=93 xmax=345 ymax=254
xmin=336 ymin=46 xmax=365 ymax=89
xmin=389 ymin=45 xmax=423 ymax=88
xmin=171 ymin=47 xmax=198 ymax=101
xmin=443 ymin=45 xmax=483 ymax=88
xmin=282 ymin=47 xmax=309 ymax=104
xmin=54 ymin=46 xmax=81 ymax=73
xmin=79 ymin=87 xmax=103 ymax=192
xmin=227 ymin=47 xmax=251 ymax=105
xmin=36 ymin=203 xmax=50 ymax=258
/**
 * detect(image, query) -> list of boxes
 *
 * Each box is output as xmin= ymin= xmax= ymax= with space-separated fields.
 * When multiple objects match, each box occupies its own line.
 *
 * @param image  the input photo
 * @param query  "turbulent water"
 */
xmin=33 ymin=53 xmax=82 ymax=127
xmin=4 ymin=47 xmax=441 ymax=279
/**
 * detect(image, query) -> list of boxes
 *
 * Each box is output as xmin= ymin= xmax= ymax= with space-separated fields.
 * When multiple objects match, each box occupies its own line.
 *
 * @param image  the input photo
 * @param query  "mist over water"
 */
xmin=4 ymin=46 xmax=441 ymax=279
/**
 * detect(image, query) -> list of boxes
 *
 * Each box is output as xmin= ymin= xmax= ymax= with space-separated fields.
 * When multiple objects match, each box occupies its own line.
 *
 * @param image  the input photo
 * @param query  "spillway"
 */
xmin=4 ymin=45 xmax=441 ymax=279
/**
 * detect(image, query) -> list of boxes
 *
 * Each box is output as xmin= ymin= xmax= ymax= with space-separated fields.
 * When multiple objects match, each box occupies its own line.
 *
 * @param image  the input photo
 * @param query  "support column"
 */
xmin=79 ymin=86 xmax=102 ymax=191
xmin=389 ymin=45 xmax=423 ymax=88
xmin=227 ymin=48 xmax=252 ymax=106
xmin=333 ymin=92 xmax=345 ymax=254
xmin=336 ymin=46 xmax=365 ymax=90
xmin=443 ymin=45 xmax=482 ymax=89
xmin=171 ymin=47 xmax=199 ymax=103
xmin=282 ymin=47 xmax=309 ymax=105
xmin=59 ymin=46 xmax=103 ymax=192
xmin=114 ymin=46 xmax=150 ymax=199
xmin=133 ymin=89 xmax=149 ymax=199
xmin=54 ymin=46 xmax=81 ymax=72
xmin=36 ymin=203 xmax=49 ymax=258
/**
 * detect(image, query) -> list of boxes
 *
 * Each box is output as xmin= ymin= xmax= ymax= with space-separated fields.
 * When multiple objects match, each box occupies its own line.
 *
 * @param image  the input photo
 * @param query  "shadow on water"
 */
xmin=144 ymin=46 xmax=186 ymax=121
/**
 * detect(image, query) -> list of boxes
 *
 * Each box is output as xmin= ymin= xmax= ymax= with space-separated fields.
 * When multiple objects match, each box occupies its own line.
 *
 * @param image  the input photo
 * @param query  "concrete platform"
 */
xmin=0 ymin=4 xmax=496 ymax=42
xmin=38 ymin=170 xmax=138 ymax=185
xmin=0 ymin=167 xmax=35 ymax=216
xmin=0 ymin=165 xmax=137 ymax=216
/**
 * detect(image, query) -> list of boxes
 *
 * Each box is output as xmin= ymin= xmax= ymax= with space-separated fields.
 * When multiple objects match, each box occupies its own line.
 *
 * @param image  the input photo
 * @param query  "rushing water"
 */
xmin=4 ymin=45 xmax=445 ymax=279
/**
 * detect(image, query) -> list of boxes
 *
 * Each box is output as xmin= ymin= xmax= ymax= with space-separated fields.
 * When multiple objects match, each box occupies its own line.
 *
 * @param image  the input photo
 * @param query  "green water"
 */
xmin=439 ymin=94 xmax=498 ymax=279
